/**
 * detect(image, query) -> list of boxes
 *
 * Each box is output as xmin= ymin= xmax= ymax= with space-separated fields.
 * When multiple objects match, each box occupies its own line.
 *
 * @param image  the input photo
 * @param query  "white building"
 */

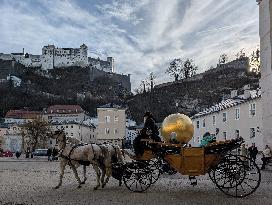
xmin=259 ymin=0 xmax=272 ymax=148
xmin=97 ymin=103 xmax=126 ymax=145
xmin=41 ymin=44 xmax=88 ymax=70
xmin=191 ymin=88 xmax=264 ymax=149
xmin=43 ymin=105 xmax=90 ymax=123
xmin=2 ymin=124 xmax=23 ymax=152
xmin=0 ymin=44 xmax=115 ymax=72
xmin=50 ymin=121 xmax=97 ymax=144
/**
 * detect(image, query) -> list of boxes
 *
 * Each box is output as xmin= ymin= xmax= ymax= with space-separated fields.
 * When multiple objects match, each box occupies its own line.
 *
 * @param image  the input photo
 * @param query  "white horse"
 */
xmin=99 ymin=143 xmax=124 ymax=188
xmin=51 ymin=130 xmax=105 ymax=190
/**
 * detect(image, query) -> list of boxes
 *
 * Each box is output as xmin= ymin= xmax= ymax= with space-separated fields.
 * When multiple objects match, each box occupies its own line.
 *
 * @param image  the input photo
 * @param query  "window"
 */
xmin=71 ymin=125 xmax=73 ymax=128
xmin=196 ymin=121 xmax=199 ymax=129
xmin=114 ymin=116 xmax=118 ymax=122
xmin=223 ymin=112 xmax=227 ymax=122
xmin=250 ymin=128 xmax=256 ymax=138
xmin=235 ymin=130 xmax=240 ymax=138
xmin=71 ymin=133 xmax=73 ymax=136
xmin=105 ymin=116 xmax=110 ymax=123
xmin=202 ymin=119 xmax=206 ymax=128
xmin=114 ymin=128 xmax=118 ymax=134
xmin=223 ymin=132 xmax=227 ymax=140
xmin=235 ymin=108 xmax=240 ymax=120
xmin=66 ymin=126 xmax=68 ymax=128
xmin=250 ymin=103 xmax=256 ymax=116
xmin=212 ymin=116 xmax=216 ymax=125
xmin=105 ymin=128 xmax=110 ymax=134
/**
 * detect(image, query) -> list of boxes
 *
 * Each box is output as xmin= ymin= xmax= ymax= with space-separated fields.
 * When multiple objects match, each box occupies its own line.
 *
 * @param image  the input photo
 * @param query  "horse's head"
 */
xmin=50 ymin=130 xmax=66 ymax=145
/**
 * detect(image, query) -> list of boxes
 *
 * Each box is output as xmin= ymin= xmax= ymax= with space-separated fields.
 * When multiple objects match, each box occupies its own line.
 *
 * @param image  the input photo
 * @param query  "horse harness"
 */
xmin=59 ymin=143 xmax=98 ymax=166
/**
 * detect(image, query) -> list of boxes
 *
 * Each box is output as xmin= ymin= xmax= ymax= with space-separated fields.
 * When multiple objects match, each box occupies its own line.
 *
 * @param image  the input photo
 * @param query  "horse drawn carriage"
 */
xmin=114 ymin=114 xmax=261 ymax=198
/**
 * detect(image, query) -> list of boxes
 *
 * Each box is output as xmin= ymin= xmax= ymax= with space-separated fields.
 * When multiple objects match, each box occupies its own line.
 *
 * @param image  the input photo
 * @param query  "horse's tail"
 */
xmin=114 ymin=145 xmax=124 ymax=163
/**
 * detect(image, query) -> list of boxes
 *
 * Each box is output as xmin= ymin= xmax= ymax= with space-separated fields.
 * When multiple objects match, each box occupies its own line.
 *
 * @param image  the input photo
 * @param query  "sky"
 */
xmin=0 ymin=0 xmax=259 ymax=89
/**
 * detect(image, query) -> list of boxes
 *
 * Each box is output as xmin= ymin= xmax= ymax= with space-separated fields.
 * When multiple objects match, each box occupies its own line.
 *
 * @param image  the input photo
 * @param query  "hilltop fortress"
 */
xmin=0 ymin=44 xmax=114 ymax=72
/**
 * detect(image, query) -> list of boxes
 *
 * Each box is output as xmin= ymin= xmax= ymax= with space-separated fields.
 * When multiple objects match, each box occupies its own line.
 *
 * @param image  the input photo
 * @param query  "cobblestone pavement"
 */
xmin=0 ymin=159 xmax=272 ymax=205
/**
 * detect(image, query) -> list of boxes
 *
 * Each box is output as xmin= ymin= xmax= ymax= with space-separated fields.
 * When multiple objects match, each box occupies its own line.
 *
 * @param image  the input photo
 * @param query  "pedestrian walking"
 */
xmin=240 ymin=144 xmax=248 ymax=160
xmin=52 ymin=147 xmax=59 ymax=161
xmin=261 ymin=145 xmax=272 ymax=170
xmin=248 ymin=143 xmax=258 ymax=163
xmin=47 ymin=148 xmax=52 ymax=161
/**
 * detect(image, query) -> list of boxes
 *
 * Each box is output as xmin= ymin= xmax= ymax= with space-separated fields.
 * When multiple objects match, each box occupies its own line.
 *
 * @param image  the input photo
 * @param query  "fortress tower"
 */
xmin=41 ymin=44 xmax=88 ymax=70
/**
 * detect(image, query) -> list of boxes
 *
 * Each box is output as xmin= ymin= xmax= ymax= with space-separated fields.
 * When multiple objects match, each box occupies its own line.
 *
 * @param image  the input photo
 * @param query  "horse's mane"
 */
xmin=55 ymin=130 xmax=66 ymax=143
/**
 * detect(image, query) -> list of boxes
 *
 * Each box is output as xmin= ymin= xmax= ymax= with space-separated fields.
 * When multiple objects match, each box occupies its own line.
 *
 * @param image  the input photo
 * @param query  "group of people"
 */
xmin=47 ymin=147 xmax=59 ymax=161
xmin=240 ymin=143 xmax=272 ymax=170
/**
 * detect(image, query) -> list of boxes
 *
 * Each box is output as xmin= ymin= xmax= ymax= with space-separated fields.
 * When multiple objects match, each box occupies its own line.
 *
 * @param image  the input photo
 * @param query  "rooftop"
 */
xmin=192 ymin=89 xmax=261 ymax=119
xmin=5 ymin=110 xmax=42 ymax=119
xmin=46 ymin=105 xmax=84 ymax=114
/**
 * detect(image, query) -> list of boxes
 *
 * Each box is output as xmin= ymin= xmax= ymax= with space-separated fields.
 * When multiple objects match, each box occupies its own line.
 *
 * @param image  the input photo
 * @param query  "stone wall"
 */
xmin=89 ymin=67 xmax=131 ymax=91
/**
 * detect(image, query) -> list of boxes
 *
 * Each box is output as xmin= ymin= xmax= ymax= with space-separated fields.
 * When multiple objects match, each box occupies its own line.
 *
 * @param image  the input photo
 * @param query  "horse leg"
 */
xmin=100 ymin=165 xmax=106 ymax=188
xmin=70 ymin=163 xmax=82 ymax=188
xmin=102 ymin=166 xmax=112 ymax=188
xmin=81 ymin=165 xmax=87 ymax=184
xmin=92 ymin=164 xmax=101 ymax=190
xmin=55 ymin=159 xmax=67 ymax=189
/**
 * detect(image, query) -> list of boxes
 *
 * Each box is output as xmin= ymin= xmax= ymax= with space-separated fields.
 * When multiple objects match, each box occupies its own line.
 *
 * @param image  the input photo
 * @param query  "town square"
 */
xmin=1 ymin=0 xmax=272 ymax=204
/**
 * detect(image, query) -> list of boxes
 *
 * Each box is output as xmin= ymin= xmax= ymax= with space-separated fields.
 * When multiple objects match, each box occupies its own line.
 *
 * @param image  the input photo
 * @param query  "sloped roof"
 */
xmin=192 ymin=90 xmax=261 ymax=119
xmin=46 ymin=105 xmax=84 ymax=114
xmin=5 ymin=110 xmax=42 ymax=119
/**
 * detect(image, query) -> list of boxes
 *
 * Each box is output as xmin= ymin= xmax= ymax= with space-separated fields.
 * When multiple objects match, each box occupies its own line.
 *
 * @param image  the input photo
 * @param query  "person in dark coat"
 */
xmin=248 ymin=143 xmax=258 ymax=162
xmin=133 ymin=112 xmax=161 ymax=156
xmin=47 ymin=148 xmax=52 ymax=161
xmin=52 ymin=147 xmax=59 ymax=161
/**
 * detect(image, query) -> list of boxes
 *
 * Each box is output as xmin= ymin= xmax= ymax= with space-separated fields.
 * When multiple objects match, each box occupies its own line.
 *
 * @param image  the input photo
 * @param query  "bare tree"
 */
xmin=166 ymin=58 xmax=198 ymax=81
xmin=235 ymin=49 xmax=246 ymax=59
xmin=134 ymin=80 xmax=147 ymax=94
xmin=166 ymin=58 xmax=183 ymax=81
xmin=249 ymin=48 xmax=260 ymax=74
xmin=183 ymin=59 xmax=198 ymax=79
xmin=146 ymin=72 xmax=156 ymax=91
xmin=22 ymin=117 xmax=51 ymax=151
xmin=218 ymin=53 xmax=228 ymax=65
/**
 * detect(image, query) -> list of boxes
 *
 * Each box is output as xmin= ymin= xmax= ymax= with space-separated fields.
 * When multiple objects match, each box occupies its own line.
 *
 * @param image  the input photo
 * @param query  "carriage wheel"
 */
xmin=148 ymin=159 xmax=161 ymax=184
xmin=123 ymin=161 xmax=153 ymax=192
xmin=213 ymin=155 xmax=261 ymax=198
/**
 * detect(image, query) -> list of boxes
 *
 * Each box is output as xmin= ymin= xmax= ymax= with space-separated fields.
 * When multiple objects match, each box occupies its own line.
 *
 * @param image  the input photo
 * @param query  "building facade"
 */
xmin=43 ymin=105 xmax=89 ymax=123
xmin=4 ymin=110 xmax=42 ymax=124
xmin=97 ymin=104 xmax=126 ymax=145
xmin=259 ymin=0 xmax=272 ymax=148
xmin=191 ymin=89 xmax=264 ymax=149
xmin=2 ymin=124 xmax=23 ymax=152
xmin=51 ymin=121 xmax=97 ymax=144
xmin=41 ymin=44 xmax=88 ymax=70
xmin=0 ymin=44 xmax=115 ymax=72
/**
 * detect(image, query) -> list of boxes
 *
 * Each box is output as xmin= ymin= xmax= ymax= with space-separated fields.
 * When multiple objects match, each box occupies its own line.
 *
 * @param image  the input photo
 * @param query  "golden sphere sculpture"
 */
xmin=161 ymin=113 xmax=194 ymax=144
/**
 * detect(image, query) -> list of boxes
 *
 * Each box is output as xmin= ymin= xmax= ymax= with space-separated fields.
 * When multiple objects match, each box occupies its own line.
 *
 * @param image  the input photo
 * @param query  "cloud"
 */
xmin=0 ymin=0 xmax=259 ymax=90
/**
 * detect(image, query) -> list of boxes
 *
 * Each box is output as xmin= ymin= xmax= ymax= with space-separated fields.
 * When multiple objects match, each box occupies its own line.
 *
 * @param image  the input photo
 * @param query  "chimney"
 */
xmin=244 ymin=90 xmax=251 ymax=99
xmin=231 ymin=90 xmax=238 ymax=98
xmin=23 ymin=48 xmax=24 ymax=54
xmin=243 ymin=84 xmax=251 ymax=90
